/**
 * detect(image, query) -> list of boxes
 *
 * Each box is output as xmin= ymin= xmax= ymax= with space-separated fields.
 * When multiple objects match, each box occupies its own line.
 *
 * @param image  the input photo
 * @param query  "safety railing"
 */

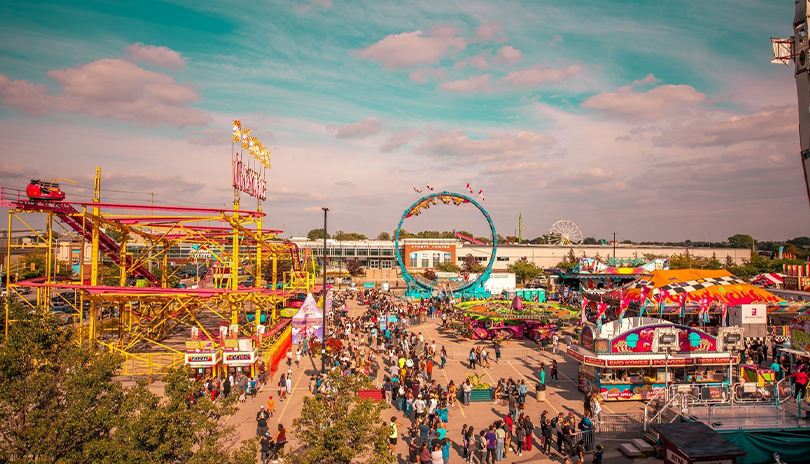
xmin=572 ymin=430 xmax=595 ymax=452
xmin=597 ymin=413 xmax=643 ymax=440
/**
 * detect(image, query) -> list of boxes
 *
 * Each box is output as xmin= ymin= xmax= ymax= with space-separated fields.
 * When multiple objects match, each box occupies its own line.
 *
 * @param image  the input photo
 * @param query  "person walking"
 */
xmin=256 ymin=405 xmax=269 ymax=437
xmin=285 ymin=370 xmax=293 ymax=397
xmin=440 ymin=346 xmax=447 ymax=369
xmin=462 ymin=379 xmax=472 ymax=406
xmin=485 ymin=426 xmax=497 ymax=464
xmin=523 ymin=414 xmax=534 ymax=453
xmin=514 ymin=422 xmax=525 ymax=457
xmin=278 ymin=373 xmax=286 ymax=401
xmin=469 ymin=349 xmax=477 ymax=370
xmin=551 ymin=359 xmax=559 ymax=383
xmin=389 ymin=416 xmax=403 ymax=454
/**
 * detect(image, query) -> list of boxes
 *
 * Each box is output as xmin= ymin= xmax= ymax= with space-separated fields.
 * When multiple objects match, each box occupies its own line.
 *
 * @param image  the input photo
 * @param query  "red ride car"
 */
xmin=26 ymin=179 xmax=66 ymax=201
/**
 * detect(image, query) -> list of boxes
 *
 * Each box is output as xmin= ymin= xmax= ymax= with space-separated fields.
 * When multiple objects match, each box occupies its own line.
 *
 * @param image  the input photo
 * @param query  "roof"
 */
xmin=607 ymin=269 xmax=782 ymax=306
xmin=652 ymin=422 xmax=747 ymax=459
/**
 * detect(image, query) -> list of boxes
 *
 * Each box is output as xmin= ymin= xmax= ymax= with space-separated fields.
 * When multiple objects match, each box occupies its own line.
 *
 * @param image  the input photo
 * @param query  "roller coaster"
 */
xmin=2 ymin=169 xmax=316 ymax=368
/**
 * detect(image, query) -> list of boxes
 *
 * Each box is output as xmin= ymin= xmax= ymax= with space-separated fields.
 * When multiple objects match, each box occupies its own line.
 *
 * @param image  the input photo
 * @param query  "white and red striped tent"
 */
xmin=751 ymin=273 xmax=785 ymax=286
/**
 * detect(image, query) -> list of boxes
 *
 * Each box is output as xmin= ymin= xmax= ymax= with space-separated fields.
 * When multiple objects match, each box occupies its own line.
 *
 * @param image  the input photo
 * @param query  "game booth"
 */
xmin=291 ymin=293 xmax=324 ymax=344
xmin=184 ymin=339 xmax=223 ymax=379
xmin=568 ymin=317 xmax=740 ymax=401
xmin=222 ymin=337 xmax=260 ymax=377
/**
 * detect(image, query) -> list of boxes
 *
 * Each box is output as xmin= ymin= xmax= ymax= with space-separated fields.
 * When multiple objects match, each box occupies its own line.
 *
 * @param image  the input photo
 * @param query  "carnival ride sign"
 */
xmin=790 ymin=311 xmax=810 ymax=352
xmin=232 ymin=152 xmax=267 ymax=200
xmin=611 ymin=324 xmax=716 ymax=353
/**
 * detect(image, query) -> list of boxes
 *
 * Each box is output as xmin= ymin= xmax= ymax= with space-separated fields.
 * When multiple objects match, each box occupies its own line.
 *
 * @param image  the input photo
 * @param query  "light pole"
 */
xmin=612 ymin=232 xmax=616 ymax=262
xmin=321 ymin=207 xmax=329 ymax=374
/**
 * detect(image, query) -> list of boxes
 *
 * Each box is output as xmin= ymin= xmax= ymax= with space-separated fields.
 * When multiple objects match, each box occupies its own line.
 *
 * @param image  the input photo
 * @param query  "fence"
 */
xmin=572 ymin=430 xmax=595 ymax=453
xmin=443 ymin=346 xmax=538 ymax=361
xmin=596 ymin=413 xmax=644 ymax=440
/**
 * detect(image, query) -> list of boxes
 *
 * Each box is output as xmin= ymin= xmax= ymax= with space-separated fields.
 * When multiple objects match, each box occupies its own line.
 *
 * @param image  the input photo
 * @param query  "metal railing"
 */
xmin=597 ymin=413 xmax=644 ymax=440
xmin=572 ymin=430 xmax=595 ymax=452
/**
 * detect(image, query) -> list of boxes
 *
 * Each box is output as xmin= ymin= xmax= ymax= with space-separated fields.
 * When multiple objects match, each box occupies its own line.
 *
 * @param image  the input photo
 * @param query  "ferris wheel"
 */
xmin=548 ymin=220 xmax=583 ymax=245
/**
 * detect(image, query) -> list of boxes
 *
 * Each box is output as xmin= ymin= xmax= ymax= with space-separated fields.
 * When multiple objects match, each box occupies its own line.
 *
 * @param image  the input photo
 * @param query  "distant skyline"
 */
xmin=1 ymin=0 xmax=808 ymax=242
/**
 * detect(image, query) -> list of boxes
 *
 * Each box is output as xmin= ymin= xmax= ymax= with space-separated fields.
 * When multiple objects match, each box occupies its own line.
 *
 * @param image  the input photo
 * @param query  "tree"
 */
xmin=436 ymin=262 xmax=460 ymax=273
xmin=583 ymin=237 xmax=599 ymax=245
xmin=728 ymin=234 xmax=754 ymax=249
xmin=307 ymin=228 xmax=331 ymax=240
xmin=375 ymin=231 xmax=391 ymax=241
xmin=507 ymin=257 xmax=542 ymax=284
xmin=461 ymin=254 xmax=485 ymax=273
xmin=0 ymin=302 xmax=256 ymax=464
xmin=346 ymin=259 xmax=364 ymax=276
xmin=566 ymin=248 xmax=577 ymax=264
xmin=291 ymin=371 xmax=393 ymax=464
xmin=706 ymin=253 xmax=723 ymax=270
xmin=725 ymin=255 xmax=735 ymax=268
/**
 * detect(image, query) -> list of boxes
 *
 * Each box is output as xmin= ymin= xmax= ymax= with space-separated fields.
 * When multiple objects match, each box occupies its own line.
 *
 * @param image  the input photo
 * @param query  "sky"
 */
xmin=0 ymin=0 xmax=808 ymax=242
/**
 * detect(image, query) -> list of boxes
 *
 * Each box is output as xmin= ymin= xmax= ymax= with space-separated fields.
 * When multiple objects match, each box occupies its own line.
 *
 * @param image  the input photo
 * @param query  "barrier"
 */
xmin=572 ymin=430 xmax=595 ymax=453
xmin=596 ymin=413 xmax=643 ymax=440
xmin=263 ymin=325 xmax=292 ymax=375
xmin=358 ymin=389 xmax=384 ymax=401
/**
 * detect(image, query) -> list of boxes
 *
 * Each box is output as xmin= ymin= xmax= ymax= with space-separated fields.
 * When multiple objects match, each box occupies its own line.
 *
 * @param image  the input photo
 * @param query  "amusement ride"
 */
xmin=1 ymin=121 xmax=317 ymax=375
xmin=394 ymin=191 xmax=497 ymax=299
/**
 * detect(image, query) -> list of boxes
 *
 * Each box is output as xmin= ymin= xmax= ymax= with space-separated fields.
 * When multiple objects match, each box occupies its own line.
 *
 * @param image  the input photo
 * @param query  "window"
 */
xmin=497 ymin=257 xmax=509 ymax=261
xmin=409 ymin=252 xmax=417 ymax=268
xmin=381 ymin=249 xmax=393 ymax=256
xmin=330 ymin=248 xmax=342 ymax=256
xmin=368 ymin=260 xmax=380 ymax=269
xmin=369 ymin=248 xmax=380 ymax=256
xmin=421 ymin=257 xmax=429 ymax=268
xmin=344 ymin=248 xmax=355 ymax=256
xmin=381 ymin=260 xmax=393 ymax=269
xmin=356 ymin=248 xmax=368 ymax=256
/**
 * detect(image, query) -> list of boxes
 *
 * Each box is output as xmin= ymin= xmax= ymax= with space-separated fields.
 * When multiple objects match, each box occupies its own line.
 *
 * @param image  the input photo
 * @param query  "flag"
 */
xmin=657 ymin=289 xmax=669 ymax=316
xmin=232 ymin=120 xmax=242 ymax=143
xmin=241 ymin=128 xmax=251 ymax=150
xmin=639 ymin=285 xmax=652 ymax=318
xmin=249 ymin=136 xmax=259 ymax=155
xmin=426 ymin=182 xmax=434 ymax=191
xmin=478 ymin=189 xmax=485 ymax=201
xmin=466 ymin=182 xmax=474 ymax=194
xmin=619 ymin=294 xmax=630 ymax=320
xmin=580 ymin=298 xmax=589 ymax=323
xmin=721 ymin=302 xmax=728 ymax=327
xmin=678 ymin=293 xmax=686 ymax=318
xmin=597 ymin=301 xmax=607 ymax=320
xmin=413 ymin=187 xmax=423 ymax=194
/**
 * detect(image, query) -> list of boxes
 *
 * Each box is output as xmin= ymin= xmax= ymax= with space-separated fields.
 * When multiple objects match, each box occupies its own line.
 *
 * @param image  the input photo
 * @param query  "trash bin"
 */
xmin=536 ymin=383 xmax=546 ymax=402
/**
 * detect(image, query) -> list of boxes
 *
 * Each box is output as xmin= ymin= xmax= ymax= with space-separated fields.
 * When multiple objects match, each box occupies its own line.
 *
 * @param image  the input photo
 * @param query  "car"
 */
xmin=26 ymin=179 xmax=66 ymax=201
xmin=50 ymin=305 xmax=88 ymax=325
xmin=15 ymin=286 xmax=31 ymax=295
xmin=50 ymin=292 xmax=77 ymax=306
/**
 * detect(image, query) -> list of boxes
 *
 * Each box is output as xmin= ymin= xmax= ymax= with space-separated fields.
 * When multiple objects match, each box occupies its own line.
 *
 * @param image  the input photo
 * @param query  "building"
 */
xmin=290 ymin=238 xmax=751 ymax=272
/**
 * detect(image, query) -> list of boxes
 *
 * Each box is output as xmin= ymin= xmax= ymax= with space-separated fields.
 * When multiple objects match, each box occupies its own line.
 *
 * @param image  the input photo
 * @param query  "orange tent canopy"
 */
xmin=607 ymin=269 xmax=782 ymax=306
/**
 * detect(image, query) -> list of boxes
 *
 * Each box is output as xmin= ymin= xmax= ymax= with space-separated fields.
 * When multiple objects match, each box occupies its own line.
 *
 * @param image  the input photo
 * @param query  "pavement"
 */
xmin=219 ymin=298 xmax=664 ymax=463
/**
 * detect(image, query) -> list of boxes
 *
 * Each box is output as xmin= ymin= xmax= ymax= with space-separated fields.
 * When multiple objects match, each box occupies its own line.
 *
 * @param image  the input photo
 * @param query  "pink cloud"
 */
xmin=654 ymin=107 xmax=796 ymax=147
xmin=493 ymin=46 xmax=521 ymax=66
xmin=501 ymin=64 xmax=582 ymax=87
xmin=475 ymin=22 xmax=502 ymax=41
xmin=294 ymin=0 xmax=331 ymax=14
xmin=125 ymin=42 xmax=186 ymax=69
xmin=380 ymin=129 xmax=421 ymax=152
xmin=550 ymin=34 xmax=563 ymax=46
xmin=352 ymin=29 xmax=467 ymax=69
xmin=438 ymin=74 xmax=491 ymax=93
xmin=327 ymin=116 xmax=382 ymax=139
xmin=632 ymin=73 xmax=660 ymax=86
xmin=420 ymin=129 xmax=555 ymax=161
xmin=409 ymin=68 xmax=448 ymax=83
xmin=581 ymin=84 xmax=707 ymax=120
xmin=0 ymin=59 xmax=211 ymax=127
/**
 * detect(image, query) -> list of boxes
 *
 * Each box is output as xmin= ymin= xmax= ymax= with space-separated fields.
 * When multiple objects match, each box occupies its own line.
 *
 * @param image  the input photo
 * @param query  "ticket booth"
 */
xmin=184 ymin=339 xmax=222 ymax=381
xmin=652 ymin=422 xmax=746 ymax=464
xmin=223 ymin=338 xmax=259 ymax=377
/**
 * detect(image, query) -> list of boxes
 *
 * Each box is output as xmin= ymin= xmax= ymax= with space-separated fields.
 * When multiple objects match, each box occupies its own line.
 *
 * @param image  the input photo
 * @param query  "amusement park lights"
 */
xmin=232 ymin=120 xmax=269 ymax=201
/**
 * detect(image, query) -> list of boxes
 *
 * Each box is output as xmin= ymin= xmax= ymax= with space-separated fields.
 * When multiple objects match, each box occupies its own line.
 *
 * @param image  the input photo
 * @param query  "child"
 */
xmin=593 ymin=444 xmax=604 ymax=464
xmin=266 ymin=396 xmax=276 ymax=418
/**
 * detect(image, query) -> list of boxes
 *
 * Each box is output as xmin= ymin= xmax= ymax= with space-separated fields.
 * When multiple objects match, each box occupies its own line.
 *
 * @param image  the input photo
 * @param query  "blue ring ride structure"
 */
xmin=394 ymin=191 xmax=497 ymax=298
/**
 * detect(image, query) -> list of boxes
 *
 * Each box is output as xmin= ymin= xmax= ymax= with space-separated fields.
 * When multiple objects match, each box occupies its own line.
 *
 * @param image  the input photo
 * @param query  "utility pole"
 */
xmin=613 ymin=232 xmax=616 ymax=261
xmin=321 ymin=207 xmax=329 ymax=374
xmin=518 ymin=212 xmax=522 ymax=244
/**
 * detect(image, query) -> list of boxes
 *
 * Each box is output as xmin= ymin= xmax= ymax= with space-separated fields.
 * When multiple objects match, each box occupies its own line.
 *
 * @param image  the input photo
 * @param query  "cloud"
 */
xmin=294 ymin=0 xmax=331 ymax=14
xmin=380 ymin=129 xmax=422 ymax=152
xmin=550 ymin=34 xmax=563 ymax=46
xmin=481 ymin=161 xmax=561 ymax=175
xmin=632 ymin=73 xmax=660 ymax=86
xmin=187 ymin=128 xmax=228 ymax=146
xmin=0 ymin=59 xmax=211 ymax=127
xmin=454 ymin=53 xmax=489 ymax=70
xmin=334 ymin=180 xmax=356 ymax=187
xmin=654 ymin=107 xmax=796 ymax=147
xmin=409 ymin=68 xmax=448 ymax=83
xmin=554 ymin=168 xmax=628 ymax=193
xmin=501 ymin=64 xmax=582 ymax=87
xmin=581 ymin=84 xmax=707 ymax=120
xmin=438 ymin=74 xmax=491 ymax=93
xmin=420 ymin=129 xmax=555 ymax=161
xmin=124 ymin=42 xmax=186 ymax=69
xmin=475 ymin=22 xmax=502 ymax=41
xmin=327 ymin=116 xmax=382 ymax=139
xmin=493 ymin=46 xmax=521 ymax=66
xmin=352 ymin=28 xmax=467 ymax=68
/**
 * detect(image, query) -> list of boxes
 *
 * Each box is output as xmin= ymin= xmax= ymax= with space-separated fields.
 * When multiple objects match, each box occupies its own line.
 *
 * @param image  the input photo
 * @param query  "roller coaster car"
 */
xmin=26 ymin=179 xmax=66 ymax=201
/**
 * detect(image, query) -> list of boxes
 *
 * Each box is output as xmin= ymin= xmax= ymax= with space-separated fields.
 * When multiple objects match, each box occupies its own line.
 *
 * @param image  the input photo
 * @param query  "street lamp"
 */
xmin=321 ymin=207 xmax=329 ymax=374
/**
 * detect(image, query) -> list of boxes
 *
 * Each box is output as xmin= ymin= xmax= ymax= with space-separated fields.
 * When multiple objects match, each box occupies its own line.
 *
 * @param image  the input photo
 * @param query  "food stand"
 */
xmin=185 ymin=339 xmax=223 ymax=379
xmin=222 ymin=337 xmax=259 ymax=377
xmin=568 ymin=317 xmax=738 ymax=401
